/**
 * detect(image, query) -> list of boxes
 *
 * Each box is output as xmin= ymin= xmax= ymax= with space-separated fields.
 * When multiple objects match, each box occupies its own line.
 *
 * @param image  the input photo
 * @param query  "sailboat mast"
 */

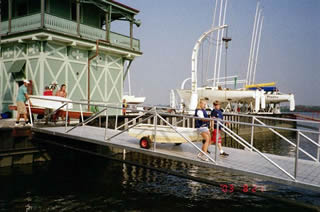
xmin=252 ymin=15 xmax=264 ymax=84
xmin=204 ymin=0 xmax=219 ymax=86
xmin=216 ymin=0 xmax=228 ymax=87
xmin=249 ymin=8 xmax=262 ymax=85
xmin=246 ymin=1 xmax=260 ymax=85
xmin=213 ymin=0 xmax=224 ymax=87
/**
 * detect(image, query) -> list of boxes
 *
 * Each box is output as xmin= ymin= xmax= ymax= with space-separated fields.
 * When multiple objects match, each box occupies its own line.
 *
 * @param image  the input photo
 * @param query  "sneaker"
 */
xmin=197 ymin=153 xmax=209 ymax=162
xmin=15 ymin=123 xmax=21 ymax=127
xmin=25 ymin=123 xmax=33 ymax=127
xmin=220 ymin=152 xmax=229 ymax=156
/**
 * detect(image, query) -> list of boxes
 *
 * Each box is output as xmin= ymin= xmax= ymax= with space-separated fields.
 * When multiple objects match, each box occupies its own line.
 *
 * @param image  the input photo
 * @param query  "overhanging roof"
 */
xmin=107 ymin=0 xmax=140 ymax=14
xmin=8 ymin=60 xmax=26 ymax=73
xmin=81 ymin=0 xmax=139 ymax=21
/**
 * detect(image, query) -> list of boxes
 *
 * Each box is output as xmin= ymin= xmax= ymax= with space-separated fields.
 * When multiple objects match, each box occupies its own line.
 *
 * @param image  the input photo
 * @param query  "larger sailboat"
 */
xmin=171 ymin=0 xmax=295 ymax=114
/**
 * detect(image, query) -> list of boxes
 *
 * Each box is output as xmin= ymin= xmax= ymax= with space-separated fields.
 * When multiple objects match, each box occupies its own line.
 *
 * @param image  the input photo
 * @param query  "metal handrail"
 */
xmin=254 ymin=117 xmax=318 ymax=162
xmin=115 ymin=107 xmax=154 ymax=130
xmin=221 ymin=127 xmax=251 ymax=151
xmin=65 ymin=108 xmax=108 ymax=133
xmin=175 ymin=116 xmax=186 ymax=126
xmin=28 ymin=95 xmax=320 ymax=129
xmin=224 ymin=112 xmax=320 ymax=125
xmin=298 ymin=132 xmax=320 ymax=148
xmin=27 ymin=100 xmax=33 ymax=126
xmin=220 ymin=122 xmax=296 ymax=181
xmin=155 ymin=111 xmax=320 ymax=135
xmin=156 ymin=113 xmax=216 ymax=164
xmin=45 ymin=103 xmax=67 ymax=119
xmin=107 ymin=113 xmax=155 ymax=141
xmin=29 ymin=95 xmax=320 ymax=126
xmin=26 ymin=96 xmax=320 ymax=174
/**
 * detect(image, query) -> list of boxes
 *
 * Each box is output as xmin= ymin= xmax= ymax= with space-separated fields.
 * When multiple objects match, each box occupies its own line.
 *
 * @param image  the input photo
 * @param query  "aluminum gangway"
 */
xmin=28 ymin=96 xmax=320 ymax=192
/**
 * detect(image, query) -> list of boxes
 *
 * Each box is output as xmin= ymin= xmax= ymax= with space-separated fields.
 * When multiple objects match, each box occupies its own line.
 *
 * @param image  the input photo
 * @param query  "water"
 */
xmin=0 ymin=114 xmax=320 ymax=211
xmin=1 ymin=151 xmax=319 ymax=212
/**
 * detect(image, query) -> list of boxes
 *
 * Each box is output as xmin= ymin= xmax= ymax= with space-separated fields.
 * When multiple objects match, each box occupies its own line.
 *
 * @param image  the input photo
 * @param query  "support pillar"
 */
xmin=130 ymin=19 xmax=133 ymax=48
xmin=8 ymin=0 xmax=12 ymax=33
xmin=105 ymin=6 xmax=111 ymax=42
xmin=41 ymin=0 xmax=45 ymax=28
xmin=76 ymin=0 xmax=80 ymax=36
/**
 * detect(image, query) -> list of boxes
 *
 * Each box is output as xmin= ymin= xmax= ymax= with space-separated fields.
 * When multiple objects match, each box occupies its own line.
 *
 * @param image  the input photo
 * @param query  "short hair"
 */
xmin=45 ymin=86 xmax=50 ymax=89
xmin=213 ymin=100 xmax=221 ymax=106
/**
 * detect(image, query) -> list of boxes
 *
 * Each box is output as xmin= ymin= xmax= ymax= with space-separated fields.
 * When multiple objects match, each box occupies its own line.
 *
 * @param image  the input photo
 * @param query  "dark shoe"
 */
xmin=220 ymin=152 xmax=229 ymax=156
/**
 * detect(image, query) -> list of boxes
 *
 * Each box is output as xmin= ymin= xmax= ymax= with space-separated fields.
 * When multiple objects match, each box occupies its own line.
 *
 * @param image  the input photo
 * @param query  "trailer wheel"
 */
xmin=174 ymin=143 xmax=182 ymax=146
xmin=140 ymin=136 xmax=152 ymax=149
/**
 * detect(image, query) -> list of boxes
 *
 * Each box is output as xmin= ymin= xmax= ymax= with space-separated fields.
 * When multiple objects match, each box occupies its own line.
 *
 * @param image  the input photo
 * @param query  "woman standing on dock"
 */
xmin=195 ymin=99 xmax=211 ymax=161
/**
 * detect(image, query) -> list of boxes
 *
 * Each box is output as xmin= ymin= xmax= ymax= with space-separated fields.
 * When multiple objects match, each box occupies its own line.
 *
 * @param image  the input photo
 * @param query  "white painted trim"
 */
xmin=1 ymin=32 xmax=141 ymax=57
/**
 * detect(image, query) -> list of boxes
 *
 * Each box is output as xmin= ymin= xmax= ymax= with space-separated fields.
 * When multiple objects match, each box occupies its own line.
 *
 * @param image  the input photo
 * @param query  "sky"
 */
xmin=114 ymin=0 xmax=320 ymax=106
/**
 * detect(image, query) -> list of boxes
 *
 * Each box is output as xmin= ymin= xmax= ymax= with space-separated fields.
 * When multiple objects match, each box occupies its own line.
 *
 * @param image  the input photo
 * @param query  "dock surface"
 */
xmin=33 ymin=125 xmax=320 ymax=192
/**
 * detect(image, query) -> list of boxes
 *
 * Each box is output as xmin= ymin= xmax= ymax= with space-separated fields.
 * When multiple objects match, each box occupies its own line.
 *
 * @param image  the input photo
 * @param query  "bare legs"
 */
xmin=201 ymin=131 xmax=211 ymax=153
xmin=16 ymin=113 xmax=29 ymax=124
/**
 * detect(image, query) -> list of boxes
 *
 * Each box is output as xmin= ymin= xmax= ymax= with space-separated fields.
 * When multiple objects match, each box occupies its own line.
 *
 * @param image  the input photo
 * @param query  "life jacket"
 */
xmin=194 ymin=109 xmax=209 ymax=128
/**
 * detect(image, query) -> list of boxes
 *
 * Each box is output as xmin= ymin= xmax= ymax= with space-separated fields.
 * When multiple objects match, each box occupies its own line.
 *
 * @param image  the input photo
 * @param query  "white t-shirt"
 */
xmin=196 ymin=109 xmax=204 ymax=118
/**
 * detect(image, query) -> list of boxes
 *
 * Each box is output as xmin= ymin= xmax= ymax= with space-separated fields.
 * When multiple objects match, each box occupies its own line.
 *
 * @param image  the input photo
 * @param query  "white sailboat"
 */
xmin=123 ymin=62 xmax=146 ymax=110
xmin=171 ymin=1 xmax=295 ymax=114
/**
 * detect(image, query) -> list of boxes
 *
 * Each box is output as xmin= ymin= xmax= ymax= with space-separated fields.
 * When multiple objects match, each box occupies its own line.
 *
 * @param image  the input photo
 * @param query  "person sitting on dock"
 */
xmin=211 ymin=101 xmax=229 ymax=156
xmin=195 ymin=99 xmax=211 ymax=161
xmin=15 ymin=80 xmax=32 ymax=127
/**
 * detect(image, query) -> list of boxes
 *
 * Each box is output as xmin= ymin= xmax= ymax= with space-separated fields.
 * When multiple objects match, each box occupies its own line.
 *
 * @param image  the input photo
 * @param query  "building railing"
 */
xmin=0 ymin=20 xmax=9 ymax=34
xmin=0 ymin=13 xmax=140 ymax=51
xmin=26 ymin=96 xmax=320 ymax=184
xmin=11 ymin=13 xmax=42 ymax=34
xmin=45 ymin=13 xmax=78 ymax=36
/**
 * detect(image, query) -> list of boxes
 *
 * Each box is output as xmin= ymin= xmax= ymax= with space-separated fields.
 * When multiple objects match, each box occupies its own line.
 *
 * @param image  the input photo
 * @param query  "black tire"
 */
xmin=174 ymin=143 xmax=182 ymax=146
xmin=140 ymin=136 xmax=152 ymax=149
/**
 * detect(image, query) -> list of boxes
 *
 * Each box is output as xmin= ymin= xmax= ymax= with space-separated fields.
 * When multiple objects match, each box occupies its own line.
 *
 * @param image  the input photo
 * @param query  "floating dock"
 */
xmin=33 ymin=125 xmax=320 ymax=192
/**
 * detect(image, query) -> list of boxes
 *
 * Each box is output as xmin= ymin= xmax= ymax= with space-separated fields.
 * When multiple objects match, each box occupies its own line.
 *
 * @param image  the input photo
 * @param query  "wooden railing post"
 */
xmin=76 ymin=0 xmax=80 ymax=36
xmin=41 ymin=0 xmax=45 ymax=28
xmin=8 ymin=0 xmax=12 ymax=33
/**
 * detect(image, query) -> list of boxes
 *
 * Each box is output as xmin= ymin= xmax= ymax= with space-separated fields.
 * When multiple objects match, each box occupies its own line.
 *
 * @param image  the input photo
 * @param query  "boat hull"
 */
xmin=29 ymin=95 xmax=73 ymax=110
xmin=129 ymin=124 xmax=201 ymax=143
xmin=176 ymin=88 xmax=259 ymax=110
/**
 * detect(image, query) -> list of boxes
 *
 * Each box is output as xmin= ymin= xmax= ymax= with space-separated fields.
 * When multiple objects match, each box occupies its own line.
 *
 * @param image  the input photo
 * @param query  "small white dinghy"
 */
xmin=29 ymin=95 xmax=73 ymax=110
xmin=128 ymin=124 xmax=202 ymax=149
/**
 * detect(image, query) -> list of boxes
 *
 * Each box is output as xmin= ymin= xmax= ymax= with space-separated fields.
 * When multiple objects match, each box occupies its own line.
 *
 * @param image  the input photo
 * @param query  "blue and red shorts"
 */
xmin=211 ymin=129 xmax=222 ymax=144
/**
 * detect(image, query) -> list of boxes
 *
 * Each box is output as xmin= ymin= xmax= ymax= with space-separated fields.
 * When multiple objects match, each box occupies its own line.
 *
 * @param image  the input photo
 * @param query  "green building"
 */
xmin=0 ymin=0 xmax=142 ymax=114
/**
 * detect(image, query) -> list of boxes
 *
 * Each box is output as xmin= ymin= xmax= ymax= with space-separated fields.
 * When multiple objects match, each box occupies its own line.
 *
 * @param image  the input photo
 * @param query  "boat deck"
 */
xmin=32 ymin=125 xmax=320 ymax=192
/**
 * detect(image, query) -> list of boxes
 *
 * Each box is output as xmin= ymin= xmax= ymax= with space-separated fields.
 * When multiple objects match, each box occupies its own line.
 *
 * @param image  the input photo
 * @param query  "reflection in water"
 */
xmin=0 ymin=148 xmax=319 ymax=211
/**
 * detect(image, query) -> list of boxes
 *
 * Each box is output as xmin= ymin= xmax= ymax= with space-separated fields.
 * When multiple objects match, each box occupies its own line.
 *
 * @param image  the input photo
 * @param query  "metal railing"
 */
xmin=27 ymin=96 xmax=320 ymax=183
xmin=1 ymin=13 xmax=140 ymax=51
xmin=224 ymin=112 xmax=320 ymax=162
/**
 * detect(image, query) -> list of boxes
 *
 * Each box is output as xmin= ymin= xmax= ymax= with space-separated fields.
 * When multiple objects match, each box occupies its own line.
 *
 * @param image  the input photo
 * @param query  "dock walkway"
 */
xmin=33 ymin=125 xmax=320 ymax=192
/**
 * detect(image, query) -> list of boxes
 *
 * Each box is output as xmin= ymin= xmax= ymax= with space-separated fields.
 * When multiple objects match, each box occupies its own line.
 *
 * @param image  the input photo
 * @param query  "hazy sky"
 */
xmin=115 ymin=0 xmax=320 ymax=106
